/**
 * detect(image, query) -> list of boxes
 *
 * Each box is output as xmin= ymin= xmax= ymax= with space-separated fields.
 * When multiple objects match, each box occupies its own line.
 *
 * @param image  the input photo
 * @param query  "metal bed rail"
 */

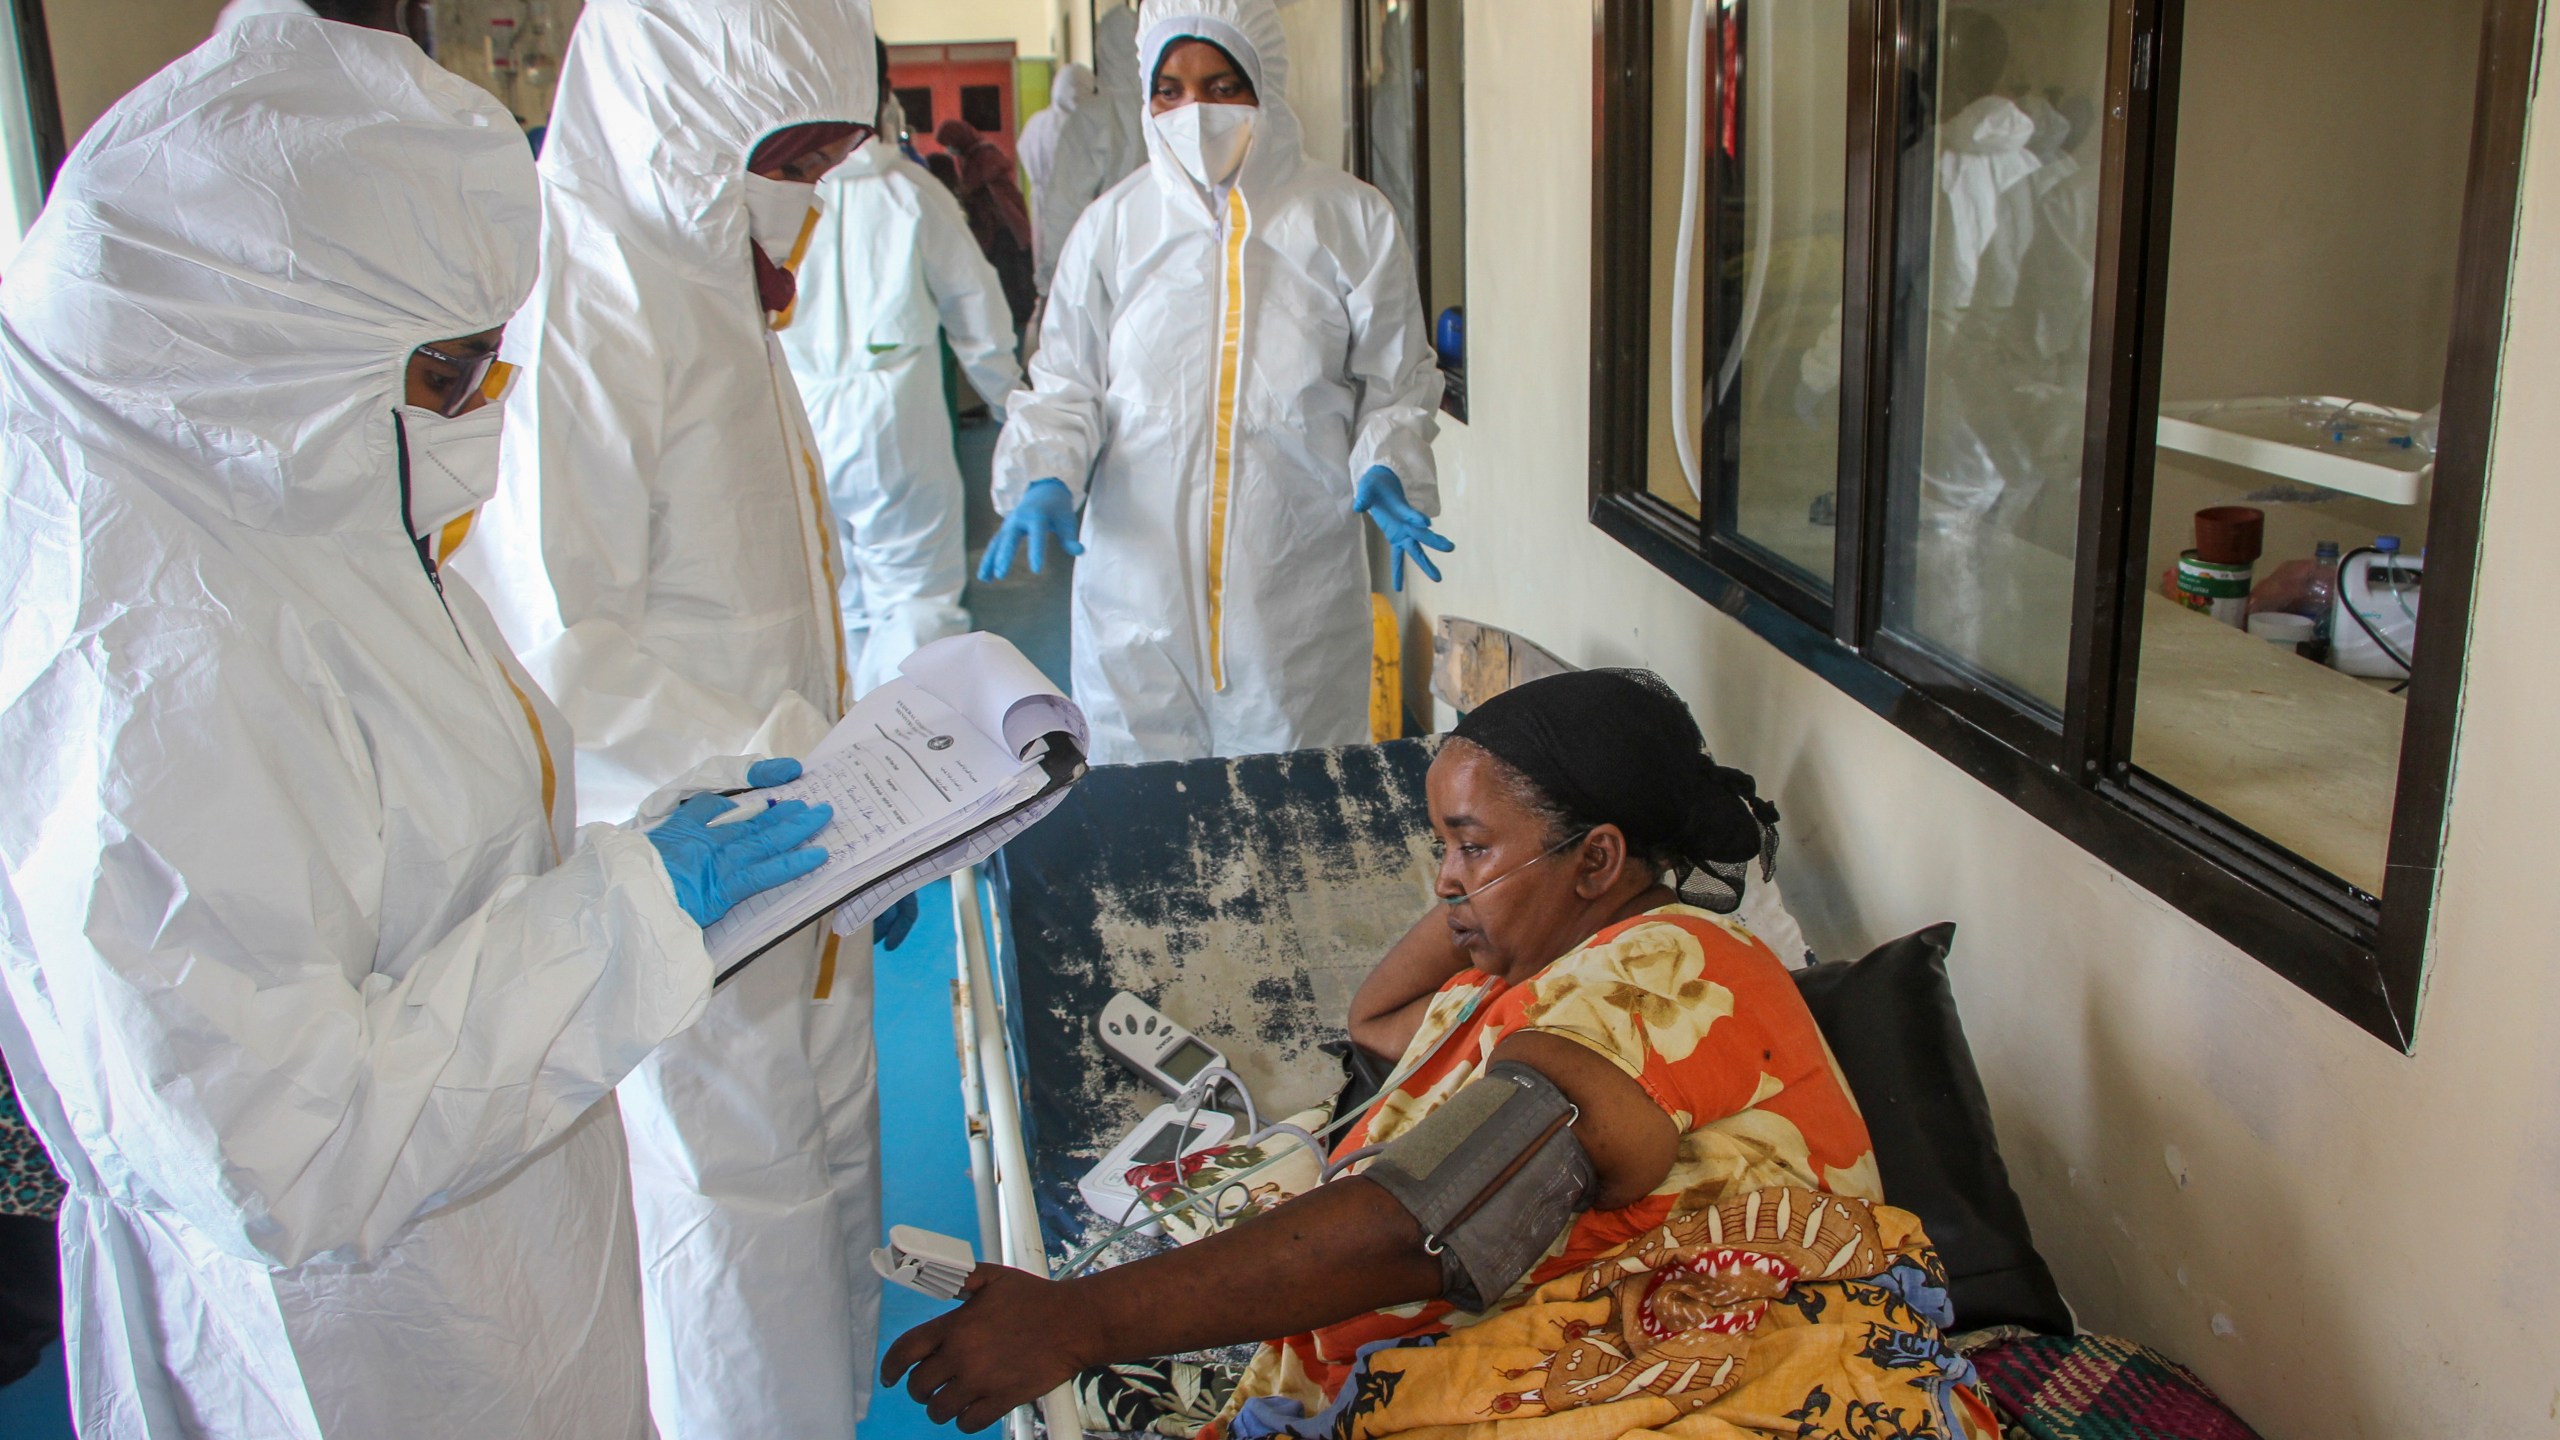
xmin=950 ymin=865 xmax=1083 ymax=1440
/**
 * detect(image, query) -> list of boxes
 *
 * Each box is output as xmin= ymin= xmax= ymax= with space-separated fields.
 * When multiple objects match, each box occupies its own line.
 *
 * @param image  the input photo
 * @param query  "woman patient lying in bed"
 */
xmin=885 ymin=670 xmax=1998 ymax=1440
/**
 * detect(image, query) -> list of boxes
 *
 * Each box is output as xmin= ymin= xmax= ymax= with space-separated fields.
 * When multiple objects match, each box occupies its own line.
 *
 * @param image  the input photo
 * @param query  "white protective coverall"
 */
xmin=1036 ymin=4 xmax=1147 ymax=293
xmin=452 ymin=2 xmax=887 ymax=1435
xmin=0 ymin=19 xmax=707 ymax=1439
xmin=1019 ymin=61 xmax=1093 ymax=212
xmin=996 ymin=0 xmax=1443 ymax=763
xmin=781 ymin=138 xmax=1024 ymax=695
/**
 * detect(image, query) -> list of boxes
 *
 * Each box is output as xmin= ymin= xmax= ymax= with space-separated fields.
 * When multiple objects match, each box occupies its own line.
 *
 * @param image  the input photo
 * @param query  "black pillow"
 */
xmin=1791 ymin=923 xmax=2073 ymax=1334
xmin=0 ymin=1212 xmax=59 ymax=1387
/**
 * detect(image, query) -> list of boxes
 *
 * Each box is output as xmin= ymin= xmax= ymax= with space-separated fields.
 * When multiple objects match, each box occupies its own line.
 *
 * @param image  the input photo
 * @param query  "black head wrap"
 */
xmin=1448 ymin=669 xmax=1780 ymax=913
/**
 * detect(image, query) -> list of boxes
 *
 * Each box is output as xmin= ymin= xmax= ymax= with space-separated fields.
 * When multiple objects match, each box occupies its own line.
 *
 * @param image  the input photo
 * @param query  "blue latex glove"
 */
xmin=1352 ymin=466 xmax=1453 ymax=591
xmin=977 ymin=478 xmax=1085 ymax=581
xmin=645 ymin=765 xmax=834 ymax=929
xmin=876 ymin=892 xmax=921 ymax=951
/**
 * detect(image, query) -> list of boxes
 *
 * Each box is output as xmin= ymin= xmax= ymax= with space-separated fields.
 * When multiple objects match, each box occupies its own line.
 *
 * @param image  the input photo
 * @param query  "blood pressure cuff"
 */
xmin=1361 ymin=1061 xmax=1597 ymax=1312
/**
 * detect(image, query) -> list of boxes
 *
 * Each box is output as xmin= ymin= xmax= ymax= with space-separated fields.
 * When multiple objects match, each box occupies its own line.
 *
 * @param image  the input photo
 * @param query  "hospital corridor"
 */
xmin=1 ymin=1 xmax=2557 ymax=1439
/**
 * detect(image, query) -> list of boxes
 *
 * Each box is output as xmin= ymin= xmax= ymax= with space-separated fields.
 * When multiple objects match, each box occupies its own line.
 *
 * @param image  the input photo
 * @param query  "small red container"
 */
xmin=2192 ymin=506 xmax=2265 ymax=566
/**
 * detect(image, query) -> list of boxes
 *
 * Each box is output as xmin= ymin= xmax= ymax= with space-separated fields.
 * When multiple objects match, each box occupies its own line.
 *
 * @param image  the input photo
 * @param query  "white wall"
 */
xmin=1278 ymin=0 xmax=1351 ymax=170
xmin=41 ymin=1 xmax=579 ymax=140
xmin=874 ymin=0 xmax=1063 ymax=55
xmin=45 ymin=0 xmax=223 ymax=146
xmin=874 ymin=1 xmax=1345 ymax=150
xmin=1065 ymin=0 xmax=1095 ymax=67
xmin=1413 ymin=2 xmax=2560 ymax=1435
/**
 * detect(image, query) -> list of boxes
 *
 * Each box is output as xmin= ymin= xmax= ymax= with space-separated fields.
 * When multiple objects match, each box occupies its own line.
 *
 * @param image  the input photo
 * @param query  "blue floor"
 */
xmin=0 ymin=1342 xmax=72 ymax=1440
xmin=863 ymin=876 xmax=985 ymax=1440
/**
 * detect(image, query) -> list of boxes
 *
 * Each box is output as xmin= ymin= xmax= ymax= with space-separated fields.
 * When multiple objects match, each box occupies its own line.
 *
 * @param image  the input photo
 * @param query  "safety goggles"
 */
xmin=1436 ymin=829 xmax=1593 ymax=910
xmin=413 ymin=345 xmax=519 ymax=418
xmin=747 ymin=123 xmax=880 ymax=184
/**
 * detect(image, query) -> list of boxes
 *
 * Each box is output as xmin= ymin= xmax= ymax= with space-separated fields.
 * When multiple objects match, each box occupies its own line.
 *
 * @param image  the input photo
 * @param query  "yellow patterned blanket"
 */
xmin=1214 ymin=1191 xmax=1998 ymax=1440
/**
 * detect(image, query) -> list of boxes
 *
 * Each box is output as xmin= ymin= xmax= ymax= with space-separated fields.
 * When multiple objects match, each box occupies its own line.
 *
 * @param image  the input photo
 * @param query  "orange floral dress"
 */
xmin=1208 ymin=905 xmax=1998 ymax=1440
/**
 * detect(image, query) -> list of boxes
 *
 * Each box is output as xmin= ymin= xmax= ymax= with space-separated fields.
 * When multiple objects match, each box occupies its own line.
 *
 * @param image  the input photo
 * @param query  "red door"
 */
xmin=887 ymin=42 xmax=1021 ymax=160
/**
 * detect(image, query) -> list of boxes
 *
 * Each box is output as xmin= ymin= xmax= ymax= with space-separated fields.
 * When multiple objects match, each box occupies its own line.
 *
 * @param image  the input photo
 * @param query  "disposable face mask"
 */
xmin=741 ymin=173 xmax=821 ymax=268
xmin=398 ymin=402 xmax=505 ymax=541
xmin=1155 ymin=102 xmax=1257 ymax=188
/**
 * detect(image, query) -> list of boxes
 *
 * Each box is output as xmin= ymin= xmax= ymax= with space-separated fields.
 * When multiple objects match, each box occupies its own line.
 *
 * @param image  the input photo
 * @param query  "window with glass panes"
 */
xmin=1588 ymin=0 xmax=2534 ymax=1049
xmin=1353 ymin=0 xmax=1468 ymax=420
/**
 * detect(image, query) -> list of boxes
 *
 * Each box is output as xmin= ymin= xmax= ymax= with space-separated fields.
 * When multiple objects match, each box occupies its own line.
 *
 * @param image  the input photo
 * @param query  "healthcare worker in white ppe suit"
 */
xmin=1019 ymin=61 xmax=1094 ymax=226
xmin=1034 ymin=4 xmax=1148 ymax=295
xmin=985 ymin=0 xmax=1452 ymax=764
xmin=783 ymin=43 xmax=1024 ymax=694
xmin=0 ymin=15 xmax=833 ymax=1438
xmin=454 ymin=2 xmax=905 ymax=1436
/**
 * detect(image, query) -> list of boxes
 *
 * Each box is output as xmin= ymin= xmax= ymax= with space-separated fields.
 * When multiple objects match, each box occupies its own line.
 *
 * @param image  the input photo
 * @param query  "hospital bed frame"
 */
xmin=950 ymin=865 xmax=1083 ymax=1440
xmin=944 ymin=739 xmax=1447 ymax=1440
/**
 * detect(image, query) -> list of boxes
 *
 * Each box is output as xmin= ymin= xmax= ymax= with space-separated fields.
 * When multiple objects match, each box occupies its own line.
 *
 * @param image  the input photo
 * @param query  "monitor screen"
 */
xmin=1133 ymin=1120 xmax=1209 ymax=1166
xmin=1159 ymin=1037 xmax=1217 ymax=1083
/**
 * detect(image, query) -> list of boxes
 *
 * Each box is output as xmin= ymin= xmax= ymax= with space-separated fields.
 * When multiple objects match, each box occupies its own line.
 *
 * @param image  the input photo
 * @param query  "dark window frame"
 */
xmin=895 ymin=85 xmax=937 ymax=134
xmin=958 ymin=83 xmax=1005 ymax=135
xmin=10 ymin=0 xmax=64 ymax=194
xmin=1589 ymin=0 xmax=2536 ymax=1051
xmin=1351 ymin=0 xmax=1467 ymax=422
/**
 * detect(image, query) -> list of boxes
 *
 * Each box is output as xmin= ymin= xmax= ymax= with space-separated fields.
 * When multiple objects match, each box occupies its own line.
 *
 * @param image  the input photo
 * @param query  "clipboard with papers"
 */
xmin=704 ymin=632 xmax=1089 ymax=983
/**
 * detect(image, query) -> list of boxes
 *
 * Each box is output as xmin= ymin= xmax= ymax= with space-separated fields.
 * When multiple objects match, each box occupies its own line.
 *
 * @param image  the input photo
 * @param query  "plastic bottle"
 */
xmin=2304 ymin=541 xmax=2339 ymax=659
xmin=2247 ymin=540 xmax=2341 ymax=660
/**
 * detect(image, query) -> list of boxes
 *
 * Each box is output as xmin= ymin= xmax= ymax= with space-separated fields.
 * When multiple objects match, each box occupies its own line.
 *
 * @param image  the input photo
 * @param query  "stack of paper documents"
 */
xmin=704 ymin=632 xmax=1088 ymax=977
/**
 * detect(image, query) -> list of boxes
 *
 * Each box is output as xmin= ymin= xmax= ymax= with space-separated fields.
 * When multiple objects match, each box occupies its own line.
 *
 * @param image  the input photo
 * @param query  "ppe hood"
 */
xmin=1052 ymin=61 xmax=1096 ymax=113
xmin=531 ymin=0 xmax=879 ymax=290
xmin=0 ymin=17 xmax=537 ymax=536
xmin=1135 ymin=0 xmax=1306 ymax=208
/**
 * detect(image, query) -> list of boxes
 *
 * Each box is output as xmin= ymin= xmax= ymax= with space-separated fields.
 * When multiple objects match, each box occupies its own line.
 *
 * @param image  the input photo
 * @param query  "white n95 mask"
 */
xmin=397 ymin=403 xmax=505 ymax=542
xmin=741 ymin=173 xmax=822 ymax=268
xmin=1156 ymin=103 xmax=1257 ymax=188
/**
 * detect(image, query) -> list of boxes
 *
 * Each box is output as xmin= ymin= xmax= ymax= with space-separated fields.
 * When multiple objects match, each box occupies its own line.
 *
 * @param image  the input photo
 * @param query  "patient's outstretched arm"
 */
xmin=886 ymin=1173 xmax=1441 ymax=1431
xmin=880 ymin=1033 xmax=1677 ymax=1431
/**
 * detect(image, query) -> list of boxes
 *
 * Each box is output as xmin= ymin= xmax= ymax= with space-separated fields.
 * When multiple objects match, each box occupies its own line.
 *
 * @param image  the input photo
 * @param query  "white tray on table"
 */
xmin=2155 ymin=396 xmax=2433 ymax=506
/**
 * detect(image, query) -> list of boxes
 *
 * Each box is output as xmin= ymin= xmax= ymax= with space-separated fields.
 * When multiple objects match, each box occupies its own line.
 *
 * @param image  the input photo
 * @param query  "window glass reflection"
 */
xmin=1882 ymin=0 xmax=2108 ymax=709
xmin=2126 ymin=0 xmax=2481 ymax=897
xmin=1715 ymin=0 xmax=1848 ymax=588
xmin=1362 ymin=0 xmax=1465 ymax=412
xmin=1363 ymin=2 xmax=1419 ymax=248
xmin=1421 ymin=0 xmax=1466 ymax=330
xmin=1646 ymin=0 xmax=1710 ymax=520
